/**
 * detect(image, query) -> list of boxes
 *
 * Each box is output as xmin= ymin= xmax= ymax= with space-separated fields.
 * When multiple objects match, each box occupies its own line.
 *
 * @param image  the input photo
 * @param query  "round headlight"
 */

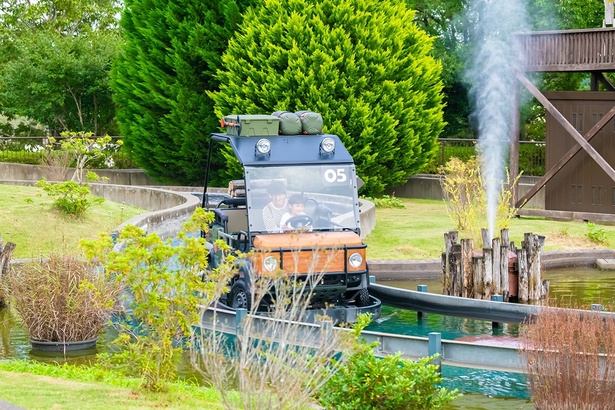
xmin=348 ymin=252 xmax=363 ymax=268
xmin=256 ymin=138 xmax=271 ymax=154
xmin=263 ymin=256 xmax=278 ymax=272
xmin=320 ymin=137 xmax=335 ymax=153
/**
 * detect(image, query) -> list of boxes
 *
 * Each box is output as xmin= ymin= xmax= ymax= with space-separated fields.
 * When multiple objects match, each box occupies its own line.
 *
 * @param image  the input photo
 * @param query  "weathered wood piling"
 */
xmin=0 ymin=235 xmax=16 ymax=307
xmin=442 ymin=229 xmax=548 ymax=303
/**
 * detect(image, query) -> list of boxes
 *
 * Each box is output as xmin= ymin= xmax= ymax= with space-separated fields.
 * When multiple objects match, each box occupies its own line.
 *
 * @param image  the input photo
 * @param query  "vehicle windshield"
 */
xmin=245 ymin=164 xmax=360 ymax=234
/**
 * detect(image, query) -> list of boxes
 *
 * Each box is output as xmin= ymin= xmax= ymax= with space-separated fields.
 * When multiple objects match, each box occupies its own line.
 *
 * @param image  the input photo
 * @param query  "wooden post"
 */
xmin=473 ymin=255 xmax=483 ymax=299
xmin=491 ymin=236 xmax=501 ymax=296
xmin=483 ymin=247 xmax=493 ymax=300
xmin=500 ymin=229 xmax=510 ymax=302
xmin=451 ymin=243 xmax=462 ymax=297
xmin=525 ymin=233 xmax=543 ymax=302
xmin=0 ymin=236 xmax=17 ymax=307
xmin=460 ymin=238 xmax=473 ymax=298
xmin=517 ymin=247 xmax=529 ymax=303
xmin=442 ymin=231 xmax=458 ymax=296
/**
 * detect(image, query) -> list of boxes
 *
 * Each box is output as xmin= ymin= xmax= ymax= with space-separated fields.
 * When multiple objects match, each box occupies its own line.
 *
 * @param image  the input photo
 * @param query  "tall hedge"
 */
xmin=111 ymin=0 xmax=255 ymax=184
xmin=210 ymin=0 xmax=445 ymax=196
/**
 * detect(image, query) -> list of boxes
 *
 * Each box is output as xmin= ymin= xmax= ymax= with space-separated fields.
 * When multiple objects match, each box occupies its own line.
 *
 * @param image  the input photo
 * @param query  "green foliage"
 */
xmin=57 ymin=132 xmax=117 ymax=183
xmin=36 ymin=178 xmax=103 ymax=217
xmin=111 ymin=0 xmax=256 ymax=185
xmin=439 ymin=157 xmax=483 ymax=233
xmin=439 ymin=157 xmax=520 ymax=239
xmin=586 ymin=222 xmax=607 ymax=244
xmin=210 ymin=0 xmax=445 ymax=196
xmin=0 ymin=30 xmax=120 ymax=136
xmin=318 ymin=314 xmax=459 ymax=410
xmin=80 ymin=208 xmax=234 ymax=392
xmin=362 ymin=195 xmax=405 ymax=209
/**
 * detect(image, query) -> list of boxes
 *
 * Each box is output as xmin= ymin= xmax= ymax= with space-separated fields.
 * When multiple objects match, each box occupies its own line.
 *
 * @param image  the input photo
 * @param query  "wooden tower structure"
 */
xmin=512 ymin=28 xmax=615 ymax=222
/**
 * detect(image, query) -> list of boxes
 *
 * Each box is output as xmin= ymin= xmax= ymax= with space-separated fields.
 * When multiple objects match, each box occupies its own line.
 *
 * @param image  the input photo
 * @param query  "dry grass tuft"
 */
xmin=521 ymin=304 xmax=615 ymax=409
xmin=2 ymin=254 xmax=122 ymax=342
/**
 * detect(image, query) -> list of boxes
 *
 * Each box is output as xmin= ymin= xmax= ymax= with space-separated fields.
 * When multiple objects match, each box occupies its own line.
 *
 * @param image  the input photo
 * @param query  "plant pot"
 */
xmin=30 ymin=337 xmax=98 ymax=353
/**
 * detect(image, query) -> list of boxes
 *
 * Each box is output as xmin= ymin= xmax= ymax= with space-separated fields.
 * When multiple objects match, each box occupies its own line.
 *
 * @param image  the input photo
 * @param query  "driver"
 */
xmin=262 ymin=180 xmax=287 ymax=232
xmin=280 ymin=194 xmax=312 ymax=231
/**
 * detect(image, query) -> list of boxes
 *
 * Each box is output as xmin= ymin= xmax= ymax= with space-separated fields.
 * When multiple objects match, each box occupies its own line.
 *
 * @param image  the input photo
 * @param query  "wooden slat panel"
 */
xmin=515 ymin=29 xmax=615 ymax=72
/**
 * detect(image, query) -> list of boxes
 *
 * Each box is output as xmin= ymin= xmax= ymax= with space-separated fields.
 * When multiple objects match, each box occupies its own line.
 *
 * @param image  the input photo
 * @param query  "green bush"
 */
xmin=319 ymin=348 xmax=459 ymax=410
xmin=0 ymin=150 xmax=43 ymax=165
xmin=586 ymin=222 xmax=607 ymax=244
xmin=80 ymin=208 xmax=233 ymax=392
xmin=36 ymin=179 xmax=103 ymax=217
xmin=519 ymin=143 xmax=545 ymax=176
xmin=362 ymin=194 xmax=405 ymax=209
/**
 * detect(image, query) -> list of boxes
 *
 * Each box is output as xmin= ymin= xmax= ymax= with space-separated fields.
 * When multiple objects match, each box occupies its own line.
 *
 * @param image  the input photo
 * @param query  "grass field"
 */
xmin=2 ymin=184 xmax=615 ymax=260
xmin=364 ymin=198 xmax=615 ymax=260
xmin=0 ymin=184 xmax=146 ymax=258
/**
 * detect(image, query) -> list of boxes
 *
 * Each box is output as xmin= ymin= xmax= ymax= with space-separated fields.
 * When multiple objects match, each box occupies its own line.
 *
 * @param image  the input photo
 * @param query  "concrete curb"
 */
xmin=368 ymin=249 xmax=615 ymax=281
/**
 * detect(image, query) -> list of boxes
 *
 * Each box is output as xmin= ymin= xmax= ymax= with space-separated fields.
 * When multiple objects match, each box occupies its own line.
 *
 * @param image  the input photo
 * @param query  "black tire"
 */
xmin=356 ymin=288 xmax=371 ymax=307
xmin=230 ymin=279 xmax=251 ymax=310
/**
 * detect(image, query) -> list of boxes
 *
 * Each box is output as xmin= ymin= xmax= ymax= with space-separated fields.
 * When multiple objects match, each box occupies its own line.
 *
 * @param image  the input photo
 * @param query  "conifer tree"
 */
xmin=111 ymin=0 xmax=255 ymax=184
xmin=210 ymin=0 xmax=445 ymax=195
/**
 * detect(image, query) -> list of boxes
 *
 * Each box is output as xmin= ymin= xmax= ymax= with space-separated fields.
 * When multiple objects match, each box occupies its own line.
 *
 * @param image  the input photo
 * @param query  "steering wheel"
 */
xmin=285 ymin=215 xmax=313 ymax=229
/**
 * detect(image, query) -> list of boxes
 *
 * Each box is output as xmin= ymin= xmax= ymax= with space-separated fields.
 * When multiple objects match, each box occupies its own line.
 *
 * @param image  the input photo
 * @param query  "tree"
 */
xmin=0 ymin=31 xmax=120 ymax=135
xmin=0 ymin=0 xmax=122 ymax=136
xmin=407 ymin=0 xmax=473 ymax=139
xmin=111 ymin=0 xmax=256 ymax=185
xmin=210 ymin=0 xmax=445 ymax=196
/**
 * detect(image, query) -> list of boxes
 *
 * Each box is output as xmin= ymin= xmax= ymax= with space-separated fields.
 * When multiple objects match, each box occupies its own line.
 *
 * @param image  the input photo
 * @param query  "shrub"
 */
xmin=36 ymin=178 xmax=103 ymax=217
xmin=192 ymin=246 xmax=357 ymax=410
xmin=2 ymin=254 xmax=122 ymax=342
xmin=586 ymin=222 xmax=607 ymax=244
xmin=439 ymin=157 xmax=520 ymax=238
xmin=362 ymin=194 xmax=405 ymax=209
xmin=521 ymin=305 xmax=615 ymax=409
xmin=80 ymin=208 xmax=233 ymax=392
xmin=319 ymin=319 xmax=459 ymax=410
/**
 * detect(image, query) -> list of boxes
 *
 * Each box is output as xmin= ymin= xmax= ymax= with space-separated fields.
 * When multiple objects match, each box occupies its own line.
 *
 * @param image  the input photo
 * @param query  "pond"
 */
xmin=380 ymin=266 xmax=615 ymax=308
xmin=1 ymin=265 xmax=613 ymax=409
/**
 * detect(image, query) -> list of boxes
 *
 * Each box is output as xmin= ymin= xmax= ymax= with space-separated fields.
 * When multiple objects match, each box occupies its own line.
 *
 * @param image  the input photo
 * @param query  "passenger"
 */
xmin=262 ymin=180 xmax=287 ymax=232
xmin=280 ymin=194 xmax=312 ymax=231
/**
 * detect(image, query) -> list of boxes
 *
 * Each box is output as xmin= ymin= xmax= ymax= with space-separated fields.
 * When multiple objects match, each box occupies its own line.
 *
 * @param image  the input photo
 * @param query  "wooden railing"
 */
xmin=514 ymin=28 xmax=615 ymax=72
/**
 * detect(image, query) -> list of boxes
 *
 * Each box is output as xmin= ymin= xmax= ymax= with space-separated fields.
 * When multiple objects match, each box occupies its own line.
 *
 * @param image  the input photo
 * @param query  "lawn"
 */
xmin=0 ymin=184 xmax=146 ymax=258
xmin=363 ymin=198 xmax=615 ymax=260
xmin=2 ymin=184 xmax=614 ymax=261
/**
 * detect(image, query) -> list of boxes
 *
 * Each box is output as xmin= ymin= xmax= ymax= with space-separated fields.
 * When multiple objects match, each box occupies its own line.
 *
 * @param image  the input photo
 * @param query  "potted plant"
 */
xmin=2 ymin=253 xmax=122 ymax=353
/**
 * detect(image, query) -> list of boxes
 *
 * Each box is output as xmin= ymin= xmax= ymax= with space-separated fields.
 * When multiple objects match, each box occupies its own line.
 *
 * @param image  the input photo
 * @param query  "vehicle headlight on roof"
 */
xmin=320 ymin=137 xmax=335 ymax=155
xmin=255 ymin=138 xmax=271 ymax=155
xmin=348 ymin=252 xmax=363 ymax=268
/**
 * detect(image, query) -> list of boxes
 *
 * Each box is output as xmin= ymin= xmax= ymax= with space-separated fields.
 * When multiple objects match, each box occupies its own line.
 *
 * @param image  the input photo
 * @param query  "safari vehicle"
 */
xmin=201 ymin=113 xmax=380 ymax=323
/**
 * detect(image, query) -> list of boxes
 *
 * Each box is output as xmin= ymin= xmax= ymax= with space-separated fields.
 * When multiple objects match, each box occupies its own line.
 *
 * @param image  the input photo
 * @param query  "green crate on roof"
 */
xmin=222 ymin=114 xmax=279 ymax=137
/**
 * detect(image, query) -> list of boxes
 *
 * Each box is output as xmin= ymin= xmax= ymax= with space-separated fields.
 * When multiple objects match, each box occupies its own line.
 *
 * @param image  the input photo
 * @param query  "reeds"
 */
xmin=191 ymin=245 xmax=354 ymax=410
xmin=2 ymin=254 xmax=122 ymax=342
xmin=520 ymin=304 xmax=615 ymax=409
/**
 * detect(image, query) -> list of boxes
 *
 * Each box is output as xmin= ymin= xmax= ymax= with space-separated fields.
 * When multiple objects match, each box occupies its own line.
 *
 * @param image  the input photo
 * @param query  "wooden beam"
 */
xmin=516 ymin=73 xmax=615 ymax=207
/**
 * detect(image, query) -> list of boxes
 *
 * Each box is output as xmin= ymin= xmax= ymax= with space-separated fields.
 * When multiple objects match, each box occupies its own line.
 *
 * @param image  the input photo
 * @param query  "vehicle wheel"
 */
xmin=356 ymin=288 xmax=371 ymax=307
xmin=230 ymin=279 xmax=251 ymax=310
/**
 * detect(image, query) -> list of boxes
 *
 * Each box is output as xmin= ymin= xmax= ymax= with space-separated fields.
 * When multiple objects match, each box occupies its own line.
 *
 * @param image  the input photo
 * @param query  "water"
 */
xmin=2 ymin=266 xmax=613 ymax=409
xmin=381 ymin=266 xmax=615 ymax=308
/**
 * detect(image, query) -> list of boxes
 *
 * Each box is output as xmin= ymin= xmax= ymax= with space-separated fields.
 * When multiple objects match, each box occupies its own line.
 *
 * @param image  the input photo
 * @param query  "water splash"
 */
xmin=464 ymin=0 xmax=529 ymax=241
